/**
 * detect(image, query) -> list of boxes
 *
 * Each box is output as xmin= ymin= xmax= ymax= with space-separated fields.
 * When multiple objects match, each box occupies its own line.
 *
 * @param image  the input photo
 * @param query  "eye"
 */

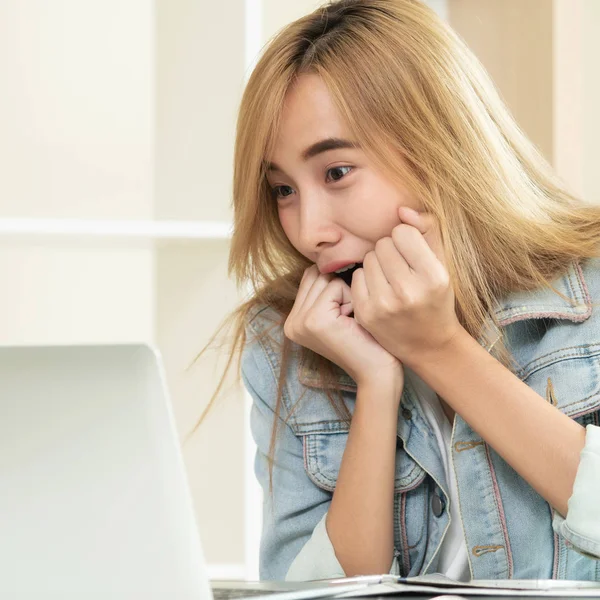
xmin=269 ymin=166 xmax=353 ymax=201
xmin=326 ymin=166 xmax=353 ymax=182
xmin=271 ymin=185 xmax=294 ymax=200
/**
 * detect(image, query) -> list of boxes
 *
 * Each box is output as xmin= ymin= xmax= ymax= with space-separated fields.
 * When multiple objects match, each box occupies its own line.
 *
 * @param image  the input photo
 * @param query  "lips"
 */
xmin=333 ymin=262 xmax=363 ymax=286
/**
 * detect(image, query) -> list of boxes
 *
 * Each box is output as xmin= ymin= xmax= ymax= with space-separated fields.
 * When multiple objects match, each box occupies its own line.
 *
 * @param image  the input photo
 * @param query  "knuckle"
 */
xmin=283 ymin=322 xmax=295 ymax=340
xmin=304 ymin=313 xmax=320 ymax=333
xmin=430 ymin=270 xmax=450 ymax=292
xmin=377 ymin=295 xmax=397 ymax=314
xmin=398 ymin=289 xmax=417 ymax=306
xmin=360 ymin=306 xmax=374 ymax=325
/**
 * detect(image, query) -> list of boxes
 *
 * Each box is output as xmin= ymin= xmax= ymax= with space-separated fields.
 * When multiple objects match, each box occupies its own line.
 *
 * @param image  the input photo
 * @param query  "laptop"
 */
xmin=0 ymin=344 xmax=372 ymax=600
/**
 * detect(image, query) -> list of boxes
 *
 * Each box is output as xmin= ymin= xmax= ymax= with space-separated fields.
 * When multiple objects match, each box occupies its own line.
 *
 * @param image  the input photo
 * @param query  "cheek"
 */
xmin=277 ymin=207 xmax=298 ymax=243
xmin=345 ymin=177 xmax=414 ymax=240
xmin=343 ymin=194 xmax=401 ymax=241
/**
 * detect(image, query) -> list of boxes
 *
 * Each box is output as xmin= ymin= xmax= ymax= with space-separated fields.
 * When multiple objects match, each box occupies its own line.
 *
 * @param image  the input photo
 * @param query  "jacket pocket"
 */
xmin=298 ymin=422 xmax=426 ymax=493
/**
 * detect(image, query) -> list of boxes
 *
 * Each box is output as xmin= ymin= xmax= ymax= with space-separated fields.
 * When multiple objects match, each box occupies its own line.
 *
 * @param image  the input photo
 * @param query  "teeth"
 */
xmin=334 ymin=263 xmax=356 ymax=274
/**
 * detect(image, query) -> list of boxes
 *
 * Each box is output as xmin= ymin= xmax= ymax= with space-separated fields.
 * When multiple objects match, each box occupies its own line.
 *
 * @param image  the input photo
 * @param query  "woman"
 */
xmin=206 ymin=0 xmax=600 ymax=582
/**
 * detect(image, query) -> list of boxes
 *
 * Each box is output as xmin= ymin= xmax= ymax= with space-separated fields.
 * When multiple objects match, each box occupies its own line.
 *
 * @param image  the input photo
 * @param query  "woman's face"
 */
xmin=265 ymin=73 xmax=423 ymax=275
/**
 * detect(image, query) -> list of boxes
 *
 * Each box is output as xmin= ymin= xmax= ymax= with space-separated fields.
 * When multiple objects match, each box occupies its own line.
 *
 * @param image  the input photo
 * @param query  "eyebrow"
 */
xmin=266 ymin=137 xmax=359 ymax=172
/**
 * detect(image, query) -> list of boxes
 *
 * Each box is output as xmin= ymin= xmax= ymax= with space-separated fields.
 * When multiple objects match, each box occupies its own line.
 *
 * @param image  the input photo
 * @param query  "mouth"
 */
xmin=332 ymin=262 xmax=363 ymax=286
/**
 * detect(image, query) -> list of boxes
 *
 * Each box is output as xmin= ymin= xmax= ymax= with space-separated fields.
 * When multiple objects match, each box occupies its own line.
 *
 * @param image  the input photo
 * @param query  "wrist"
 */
xmin=355 ymin=365 xmax=403 ymax=388
xmin=355 ymin=374 xmax=404 ymax=408
xmin=404 ymin=325 xmax=469 ymax=371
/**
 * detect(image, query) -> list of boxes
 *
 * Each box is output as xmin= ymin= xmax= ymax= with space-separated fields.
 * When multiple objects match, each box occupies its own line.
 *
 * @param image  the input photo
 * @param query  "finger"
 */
xmin=391 ymin=223 xmax=446 ymax=279
xmin=390 ymin=224 xmax=431 ymax=273
xmin=294 ymin=265 xmax=322 ymax=309
xmin=372 ymin=237 xmax=412 ymax=291
xmin=350 ymin=266 xmax=368 ymax=310
xmin=310 ymin=277 xmax=352 ymax=317
xmin=362 ymin=247 xmax=392 ymax=294
xmin=340 ymin=300 xmax=354 ymax=317
xmin=397 ymin=206 xmax=446 ymax=266
xmin=301 ymin=270 xmax=334 ymax=312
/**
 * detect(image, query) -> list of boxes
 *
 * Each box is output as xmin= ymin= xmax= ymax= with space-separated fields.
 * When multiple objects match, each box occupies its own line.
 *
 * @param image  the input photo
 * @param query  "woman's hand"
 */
xmin=352 ymin=206 xmax=464 ymax=368
xmin=284 ymin=265 xmax=403 ymax=390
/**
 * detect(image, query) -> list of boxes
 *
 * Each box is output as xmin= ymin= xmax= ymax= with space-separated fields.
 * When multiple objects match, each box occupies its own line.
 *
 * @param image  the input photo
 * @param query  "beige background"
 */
xmin=0 ymin=0 xmax=598 ymax=581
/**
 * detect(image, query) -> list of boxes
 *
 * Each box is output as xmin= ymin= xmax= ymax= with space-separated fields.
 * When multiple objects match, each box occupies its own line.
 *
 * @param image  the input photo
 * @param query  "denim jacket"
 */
xmin=243 ymin=257 xmax=600 ymax=582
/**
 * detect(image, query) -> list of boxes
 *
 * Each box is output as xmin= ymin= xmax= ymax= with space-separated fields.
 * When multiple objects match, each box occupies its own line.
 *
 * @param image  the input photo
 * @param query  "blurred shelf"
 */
xmin=0 ymin=218 xmax=233 ymax=242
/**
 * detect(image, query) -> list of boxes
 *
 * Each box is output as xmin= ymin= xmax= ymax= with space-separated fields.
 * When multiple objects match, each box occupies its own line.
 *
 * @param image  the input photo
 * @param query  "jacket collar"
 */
xmin=478 ymin=261 xmax=593 ymax=348
xmin=494 ymin=260 xmax=592 ymax=325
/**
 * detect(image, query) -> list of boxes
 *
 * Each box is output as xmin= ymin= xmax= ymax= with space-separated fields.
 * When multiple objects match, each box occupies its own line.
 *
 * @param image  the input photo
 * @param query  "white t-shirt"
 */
xmin=406 ymin=369 xmax=471 ymax=582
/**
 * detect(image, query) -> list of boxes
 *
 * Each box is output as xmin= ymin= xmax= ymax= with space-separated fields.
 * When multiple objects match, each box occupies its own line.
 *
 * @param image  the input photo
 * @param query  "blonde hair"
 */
xmin=194 ymin=0 xmax=600 ymax=476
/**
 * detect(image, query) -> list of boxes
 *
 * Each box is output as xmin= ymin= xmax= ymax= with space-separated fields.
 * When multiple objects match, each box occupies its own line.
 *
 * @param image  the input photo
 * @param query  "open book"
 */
xmin=322 ymin=574 xmax=600 ymax=597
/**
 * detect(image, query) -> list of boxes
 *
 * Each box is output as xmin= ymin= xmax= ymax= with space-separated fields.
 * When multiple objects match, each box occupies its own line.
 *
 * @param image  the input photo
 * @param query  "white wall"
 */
xmin=450 ymin=0 xmax=600 ymax=205
xmin=0 ymin=0 xmax=153 ymax=219
xmin=582 ymin=0 xmax=600 ymax=204
xmin=154 ymin=0 xmax=247 ymax=575
xmin=0 ymin=0 xmax=155 ymax=347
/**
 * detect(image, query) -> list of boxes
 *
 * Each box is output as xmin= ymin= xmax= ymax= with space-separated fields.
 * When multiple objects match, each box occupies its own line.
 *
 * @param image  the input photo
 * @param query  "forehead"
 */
xmin=269 ymin=74 xmax=350 ymax=159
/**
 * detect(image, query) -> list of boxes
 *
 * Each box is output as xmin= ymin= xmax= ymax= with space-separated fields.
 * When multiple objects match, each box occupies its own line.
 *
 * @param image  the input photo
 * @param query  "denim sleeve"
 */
xmin=552 ymin=424 xmax=600 ymax=560
xmin=242 ymin=322 xmax=402 ymax=580
xmin=242 ymin=329 xmax=343 ymax=580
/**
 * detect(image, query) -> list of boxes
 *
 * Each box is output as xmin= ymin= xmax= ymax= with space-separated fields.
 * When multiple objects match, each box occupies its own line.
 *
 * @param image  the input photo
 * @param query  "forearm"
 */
xmin=326 ymin=377 xmax=402 ymax=576
xmin=408 ymin=328 xmax=586 ymax=517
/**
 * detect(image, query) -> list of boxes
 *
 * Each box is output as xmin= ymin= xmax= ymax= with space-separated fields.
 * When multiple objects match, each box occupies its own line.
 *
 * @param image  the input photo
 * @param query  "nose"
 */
xmin=297 ymin=192 xmax=341 ymax=253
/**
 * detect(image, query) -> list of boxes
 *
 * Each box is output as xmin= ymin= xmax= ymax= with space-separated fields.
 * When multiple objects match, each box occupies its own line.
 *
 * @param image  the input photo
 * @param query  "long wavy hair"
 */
xmin=194 ymin=0 xmax=600 ymax=480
